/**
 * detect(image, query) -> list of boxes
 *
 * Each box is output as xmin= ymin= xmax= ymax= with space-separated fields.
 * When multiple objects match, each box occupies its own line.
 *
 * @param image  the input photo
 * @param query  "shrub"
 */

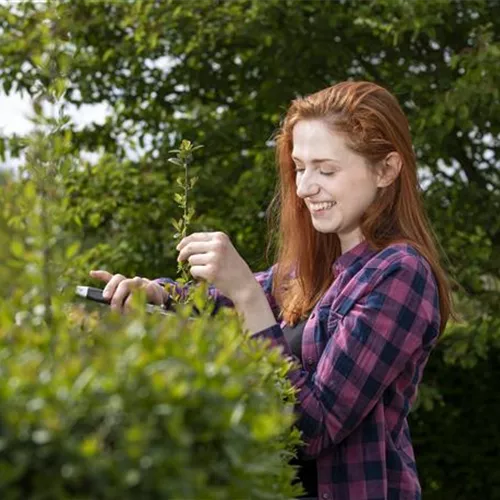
xmin=0 ymin=98 xmax=304 ymax=498
xmin=0 ymin=296 xmax=304 ymax=499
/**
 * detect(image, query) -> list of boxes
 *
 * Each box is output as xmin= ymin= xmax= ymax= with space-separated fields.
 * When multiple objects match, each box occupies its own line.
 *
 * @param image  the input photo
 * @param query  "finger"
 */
xmin=90 ymin=270 xmax=113 ymax=283
xmin=176 ymin=232 xmax=216 ymax=252
xmin=122 ymin=278 xmax=148 ymax=312
xmin=129 ymin=276 xmax=145 ymax=289
xmin=189 ymin=264 xmax=212 ymax=282
xmin=178 ymin=240 xmax=214 ymax=262
xmin=103 ymin=274 xmax=127 ymax=299
xmin=186 ymin=252 xmax=213 ymax=267
xmin=145 ymin=281 xmax=165 ymax=306
xmin=123 ymin=280 xmax=164 ymax=312
xmin=110 ymin=278 xmax=133 ymax=310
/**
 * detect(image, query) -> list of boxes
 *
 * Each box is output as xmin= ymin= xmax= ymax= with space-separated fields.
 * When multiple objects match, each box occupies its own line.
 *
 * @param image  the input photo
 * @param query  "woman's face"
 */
xmin=292 ymin=119 xmax=382 ymax=253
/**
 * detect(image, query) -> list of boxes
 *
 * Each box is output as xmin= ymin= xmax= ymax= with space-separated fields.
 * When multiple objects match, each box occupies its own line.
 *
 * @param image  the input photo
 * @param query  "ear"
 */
xmin=376 ymin=152 xmax=402 ymax=188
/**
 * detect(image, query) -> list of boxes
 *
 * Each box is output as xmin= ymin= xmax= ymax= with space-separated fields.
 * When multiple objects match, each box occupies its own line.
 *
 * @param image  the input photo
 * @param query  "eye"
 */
xmin=293 ymin=166 xmax=336 ymax=176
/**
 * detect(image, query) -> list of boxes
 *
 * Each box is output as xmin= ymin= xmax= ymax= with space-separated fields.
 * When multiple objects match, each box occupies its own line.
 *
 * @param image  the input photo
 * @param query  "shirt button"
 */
xmin=322 ymin=494 xmax=330 ymax=499
xmin=307 ymin=358 xmax=314 ymax=366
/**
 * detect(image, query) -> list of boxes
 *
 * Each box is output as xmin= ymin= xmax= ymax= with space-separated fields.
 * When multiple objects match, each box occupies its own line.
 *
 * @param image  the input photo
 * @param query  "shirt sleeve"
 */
xmin=251 ymin=254 xmax=440 ymax=458
xmin=153 ymin=265 xmax=280 ymax=317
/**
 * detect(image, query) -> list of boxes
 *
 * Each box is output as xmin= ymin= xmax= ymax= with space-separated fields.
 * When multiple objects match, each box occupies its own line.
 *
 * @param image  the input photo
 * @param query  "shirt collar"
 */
xmin=332 ymin=239 xmax=375 ymax=274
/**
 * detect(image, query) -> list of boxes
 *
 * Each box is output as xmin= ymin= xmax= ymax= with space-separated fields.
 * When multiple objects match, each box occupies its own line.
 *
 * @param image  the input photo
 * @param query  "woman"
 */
xmin=90 ymin=81 xmax=455 ymax=500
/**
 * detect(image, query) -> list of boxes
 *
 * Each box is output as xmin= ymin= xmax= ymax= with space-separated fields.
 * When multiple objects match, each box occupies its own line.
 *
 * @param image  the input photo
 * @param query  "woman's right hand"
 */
xmin=89 ymin=270 xmax=168 ymax=313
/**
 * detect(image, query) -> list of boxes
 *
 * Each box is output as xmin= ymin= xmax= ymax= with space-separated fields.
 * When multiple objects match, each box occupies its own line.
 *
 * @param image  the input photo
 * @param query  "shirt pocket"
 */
xmin=325 ymin=309 xmax=343 ymax=340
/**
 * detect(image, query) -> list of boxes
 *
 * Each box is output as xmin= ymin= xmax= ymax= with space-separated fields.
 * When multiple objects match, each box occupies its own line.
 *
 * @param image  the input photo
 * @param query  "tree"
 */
xmin=1 ymin=0 xmax=498 ymax=292
xmin=0 ymin=1 xmax=499 ymax=497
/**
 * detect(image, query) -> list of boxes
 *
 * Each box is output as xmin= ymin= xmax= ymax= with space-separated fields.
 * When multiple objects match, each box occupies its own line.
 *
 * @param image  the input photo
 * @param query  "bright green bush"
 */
xmin=0 ymin=296 xmax=304 ymax=500
xmin=0 ymin=85 xmax=303 ymax=500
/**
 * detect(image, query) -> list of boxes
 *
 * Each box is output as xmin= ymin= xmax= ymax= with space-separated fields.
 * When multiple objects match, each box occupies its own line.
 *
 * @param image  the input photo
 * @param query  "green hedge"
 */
xmin=0 ymin=296 xmax=304 ymax=500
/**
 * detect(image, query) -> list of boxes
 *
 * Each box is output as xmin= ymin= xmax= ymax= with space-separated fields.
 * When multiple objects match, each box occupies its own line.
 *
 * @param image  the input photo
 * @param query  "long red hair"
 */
xmin=266 ymin=81 xmax=456 ymax=335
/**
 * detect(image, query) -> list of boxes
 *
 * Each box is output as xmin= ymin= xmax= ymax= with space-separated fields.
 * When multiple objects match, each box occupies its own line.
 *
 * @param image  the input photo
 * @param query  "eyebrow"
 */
xmin=291 ymin=155 xmax=338 ymax=164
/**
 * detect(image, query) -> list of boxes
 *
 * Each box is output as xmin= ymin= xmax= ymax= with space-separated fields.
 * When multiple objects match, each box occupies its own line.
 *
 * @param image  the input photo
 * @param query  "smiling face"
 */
xmin=292 ymin=119 xmax=383 ymax=253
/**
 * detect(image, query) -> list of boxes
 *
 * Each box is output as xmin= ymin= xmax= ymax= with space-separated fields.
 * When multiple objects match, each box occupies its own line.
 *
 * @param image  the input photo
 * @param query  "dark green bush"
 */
xmin=411 ymin=343 xmax=500 ymax=500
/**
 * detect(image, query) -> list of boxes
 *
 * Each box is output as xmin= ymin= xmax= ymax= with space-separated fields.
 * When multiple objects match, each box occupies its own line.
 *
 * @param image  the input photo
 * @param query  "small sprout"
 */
xmin=165 ymin=139 xmax=209 ymax=312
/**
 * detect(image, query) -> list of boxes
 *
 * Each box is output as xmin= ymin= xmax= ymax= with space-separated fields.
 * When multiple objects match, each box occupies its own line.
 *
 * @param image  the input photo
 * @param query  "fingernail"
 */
xmin=103 ymin=290 xmax=110 ymax=299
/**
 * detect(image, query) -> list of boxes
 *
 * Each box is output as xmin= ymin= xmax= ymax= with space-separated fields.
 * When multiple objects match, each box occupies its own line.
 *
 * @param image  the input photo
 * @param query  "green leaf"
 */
xmin=65 ymin=241 xmax=80 ymax=259
xmin=168 ymin=157 xmax=183 ymax=167
xmin=10 ymin=240 xmax=24 ymax=258
xmin=57 ymin=52 xmax=71 ymax=74
xmin=103 ymin=48 xmax=114 ymax=62
xmin=170 ymin=217 xmax=181 ymax=231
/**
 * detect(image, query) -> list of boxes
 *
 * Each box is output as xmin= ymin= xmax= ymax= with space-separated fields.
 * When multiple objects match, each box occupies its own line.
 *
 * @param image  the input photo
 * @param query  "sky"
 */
xmin=0 ymin=90 xmax=33 ymax=137
xmin=0 ymin=88 xmax=110 ymax=170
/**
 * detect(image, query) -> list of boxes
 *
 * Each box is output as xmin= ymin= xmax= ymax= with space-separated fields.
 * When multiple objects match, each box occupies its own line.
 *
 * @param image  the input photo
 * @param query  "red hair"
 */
xmin=266 ymin=81 xmax=456 ymax=335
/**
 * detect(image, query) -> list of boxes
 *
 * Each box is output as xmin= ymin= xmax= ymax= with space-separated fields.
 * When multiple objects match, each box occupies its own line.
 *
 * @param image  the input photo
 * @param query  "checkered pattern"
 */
xmin=156 ymin=240 xmax=441 ymax=500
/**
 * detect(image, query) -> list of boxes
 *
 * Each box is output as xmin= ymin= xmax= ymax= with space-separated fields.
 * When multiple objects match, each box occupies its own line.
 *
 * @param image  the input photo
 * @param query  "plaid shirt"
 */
xmin=156 ymin=240 xmax=441 ymax=500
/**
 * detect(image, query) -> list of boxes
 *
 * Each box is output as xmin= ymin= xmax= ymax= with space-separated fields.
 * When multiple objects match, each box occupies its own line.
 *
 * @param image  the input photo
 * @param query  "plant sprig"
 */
xmin=168 ymin=139 xmax=202 ymax=283
xmin=166 ymin=139 xmax=204 ymax=307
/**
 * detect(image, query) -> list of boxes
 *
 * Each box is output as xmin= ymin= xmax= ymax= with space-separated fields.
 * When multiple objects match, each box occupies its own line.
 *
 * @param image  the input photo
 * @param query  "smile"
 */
xmin=309 ymin=201 xmax=336 ymax=212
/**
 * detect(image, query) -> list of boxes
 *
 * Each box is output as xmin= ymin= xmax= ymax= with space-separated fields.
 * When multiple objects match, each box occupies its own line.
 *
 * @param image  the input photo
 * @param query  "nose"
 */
xmin=296 ymin=170 xmax=320 ymax=200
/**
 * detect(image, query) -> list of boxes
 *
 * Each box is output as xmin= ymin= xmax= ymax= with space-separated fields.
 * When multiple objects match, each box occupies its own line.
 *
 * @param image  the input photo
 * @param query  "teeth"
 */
xmin=310 ymin=201 xmax=336 ymax=211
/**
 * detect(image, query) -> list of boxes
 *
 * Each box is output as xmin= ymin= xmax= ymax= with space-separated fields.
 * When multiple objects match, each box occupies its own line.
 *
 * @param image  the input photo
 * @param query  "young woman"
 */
xmin=91 ymin=81 xmax=455 ymax=500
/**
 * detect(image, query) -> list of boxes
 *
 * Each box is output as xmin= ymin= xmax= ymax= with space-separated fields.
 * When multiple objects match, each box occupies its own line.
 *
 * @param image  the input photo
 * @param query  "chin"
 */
xmin=313 ymin=224 xmax=338 ymax=234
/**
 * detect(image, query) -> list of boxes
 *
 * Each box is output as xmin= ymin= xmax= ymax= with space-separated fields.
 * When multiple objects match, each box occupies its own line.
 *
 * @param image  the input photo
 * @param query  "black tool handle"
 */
xmin=86 ymin=286 xmax=110 ymax=304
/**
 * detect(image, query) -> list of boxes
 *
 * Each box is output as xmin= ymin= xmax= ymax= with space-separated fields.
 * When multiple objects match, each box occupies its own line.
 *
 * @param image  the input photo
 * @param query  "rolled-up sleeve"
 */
xmin=251 ymin=255 xmax=440 ymax=458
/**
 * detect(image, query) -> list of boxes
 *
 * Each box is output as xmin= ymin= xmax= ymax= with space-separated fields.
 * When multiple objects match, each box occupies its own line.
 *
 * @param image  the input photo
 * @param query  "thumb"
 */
xmin=89 ymin=270 xmax=113 ymax=283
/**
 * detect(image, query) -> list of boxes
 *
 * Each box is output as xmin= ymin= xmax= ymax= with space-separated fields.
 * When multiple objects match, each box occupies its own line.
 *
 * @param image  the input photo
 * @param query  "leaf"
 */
xmin=168 ymin=157 xmax=183 ymax=167
xmin=3 ymin=79 xmax=12 ymax=95
xmin=10 ymin=240 xmax=24 ymax=258
xmin=89 ymin=213 xmax=101 ymax=227
xmin=31 ymin=53 xmax=44 ymax=69
xmin=80 ymin=436 xmax=99 ymax=457
xmin=73 ymin=214 xmax=82 ymax=227
xmin=0 ymin=137 xmax=5 ymax=162
xmin=170 ymin=217 xmax=181 ymax=231
xmin=57 ymin=52 xmax=71 ymax=74
xmin=103 ymin=48 xmax=114 ymax=62
xmin=65 ymin=241 xmax=80 ymax=259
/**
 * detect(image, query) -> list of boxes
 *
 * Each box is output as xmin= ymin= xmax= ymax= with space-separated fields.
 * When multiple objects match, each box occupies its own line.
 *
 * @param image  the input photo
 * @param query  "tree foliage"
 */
xmin=0 ymin=0 xmax=499 ymax=497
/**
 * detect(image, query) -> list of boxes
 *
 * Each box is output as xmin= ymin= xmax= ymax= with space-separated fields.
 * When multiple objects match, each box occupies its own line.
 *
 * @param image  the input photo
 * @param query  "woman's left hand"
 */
xmin=176 ymin=231 xmax=258 ymax=306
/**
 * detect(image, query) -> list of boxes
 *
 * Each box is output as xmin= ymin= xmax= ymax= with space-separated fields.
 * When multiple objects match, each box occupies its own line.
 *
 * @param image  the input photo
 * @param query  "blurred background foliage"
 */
xmin=0 ymin=0 xmax=499 ymax=498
